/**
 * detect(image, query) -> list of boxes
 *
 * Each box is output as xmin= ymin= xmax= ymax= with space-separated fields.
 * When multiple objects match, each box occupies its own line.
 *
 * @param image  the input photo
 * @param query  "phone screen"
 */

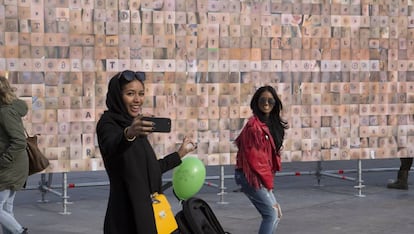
xmin=142 ymin=117 xmax=172 ymax=133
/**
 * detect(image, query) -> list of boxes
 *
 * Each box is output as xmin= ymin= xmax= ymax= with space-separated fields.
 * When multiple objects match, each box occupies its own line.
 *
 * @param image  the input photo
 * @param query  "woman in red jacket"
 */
xmin=235 ymin=85 xmax=288 ymax=234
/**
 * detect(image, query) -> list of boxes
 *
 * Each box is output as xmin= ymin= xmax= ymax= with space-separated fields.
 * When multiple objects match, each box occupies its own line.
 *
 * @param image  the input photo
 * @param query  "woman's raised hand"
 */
xmin=177 ymin=136 xmax=197 ymax=158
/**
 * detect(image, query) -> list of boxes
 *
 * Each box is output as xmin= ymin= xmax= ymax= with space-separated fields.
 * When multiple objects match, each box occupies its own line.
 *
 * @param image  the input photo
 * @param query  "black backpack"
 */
xmin=174 ymin=197 xmax=230 ymax=234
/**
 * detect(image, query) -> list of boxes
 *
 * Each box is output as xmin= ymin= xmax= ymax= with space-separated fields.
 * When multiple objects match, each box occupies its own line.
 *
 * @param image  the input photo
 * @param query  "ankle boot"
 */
xmin=387 ymin=170 xmax=409 ymax=190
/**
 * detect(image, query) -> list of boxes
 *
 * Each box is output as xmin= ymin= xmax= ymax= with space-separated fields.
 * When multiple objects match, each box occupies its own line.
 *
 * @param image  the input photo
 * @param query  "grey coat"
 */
xmin=0 ymin=99 xmax=29 ymax=191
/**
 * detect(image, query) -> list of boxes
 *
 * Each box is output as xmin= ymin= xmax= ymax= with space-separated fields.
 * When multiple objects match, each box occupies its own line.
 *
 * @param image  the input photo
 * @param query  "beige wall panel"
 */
xmin=1 ymin=0 xmax=413 ymax=172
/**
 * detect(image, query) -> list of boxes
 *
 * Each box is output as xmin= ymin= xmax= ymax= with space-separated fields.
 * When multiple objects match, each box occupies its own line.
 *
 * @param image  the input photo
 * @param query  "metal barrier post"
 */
xmin=217 ymin=165 xmax=228 ymax=204
xmin=60 ymin=172 xmax=72 ymax=215
xmin=354 ymin=159 xmax=366 ymax=197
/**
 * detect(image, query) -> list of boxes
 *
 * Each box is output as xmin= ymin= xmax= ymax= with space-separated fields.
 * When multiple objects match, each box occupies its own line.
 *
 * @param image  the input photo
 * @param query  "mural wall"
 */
xmin=1 ymin=0 xmax=414 ymax=172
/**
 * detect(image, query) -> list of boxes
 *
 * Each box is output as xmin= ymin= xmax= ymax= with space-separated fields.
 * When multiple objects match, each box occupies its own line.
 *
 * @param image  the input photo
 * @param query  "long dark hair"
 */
xmin=250 ymin=85 xmax=288 ymax=151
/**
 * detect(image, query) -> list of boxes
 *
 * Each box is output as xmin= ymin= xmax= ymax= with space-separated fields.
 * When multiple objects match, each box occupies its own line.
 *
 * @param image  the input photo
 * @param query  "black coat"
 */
xmin=96 ymin=112 xmax=181 ymax=234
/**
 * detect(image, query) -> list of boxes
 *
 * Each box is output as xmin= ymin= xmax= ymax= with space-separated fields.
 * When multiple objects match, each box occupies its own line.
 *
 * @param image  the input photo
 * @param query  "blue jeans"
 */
xmin=0 ymin=190 xmax=24 ymax=234
xmin=235 ymin=170 xmax=280 ymax=234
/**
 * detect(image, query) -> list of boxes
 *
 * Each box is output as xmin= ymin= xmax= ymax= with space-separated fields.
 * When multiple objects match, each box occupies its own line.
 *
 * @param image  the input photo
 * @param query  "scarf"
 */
xmin=104 ymin=74 xmax=133 ymax=128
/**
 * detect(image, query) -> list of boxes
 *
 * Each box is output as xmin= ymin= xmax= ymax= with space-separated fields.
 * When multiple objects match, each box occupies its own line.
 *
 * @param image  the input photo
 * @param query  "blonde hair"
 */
xmin=0 ymin=76 xmax=17 ymax=105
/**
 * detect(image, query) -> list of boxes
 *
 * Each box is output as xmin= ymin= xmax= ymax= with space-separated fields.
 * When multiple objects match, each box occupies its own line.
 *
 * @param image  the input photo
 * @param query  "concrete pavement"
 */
xmin=3 ymin=159 xmax=414 ymax=234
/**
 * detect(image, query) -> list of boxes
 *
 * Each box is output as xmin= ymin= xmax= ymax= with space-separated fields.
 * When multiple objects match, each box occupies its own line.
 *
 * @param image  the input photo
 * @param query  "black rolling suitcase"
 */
xmin=174 ymin=197 xmax=230 ymax=234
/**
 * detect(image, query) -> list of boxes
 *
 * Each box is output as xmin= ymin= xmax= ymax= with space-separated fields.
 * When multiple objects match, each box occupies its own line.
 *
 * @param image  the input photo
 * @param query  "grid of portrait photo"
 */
xmin=1 ymin=0 xmax=414 ymax=172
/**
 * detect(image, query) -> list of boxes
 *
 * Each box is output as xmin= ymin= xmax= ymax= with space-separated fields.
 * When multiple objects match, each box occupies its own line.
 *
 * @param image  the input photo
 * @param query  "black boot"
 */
xmin=387 ymin=170 xmax=409 ymax=190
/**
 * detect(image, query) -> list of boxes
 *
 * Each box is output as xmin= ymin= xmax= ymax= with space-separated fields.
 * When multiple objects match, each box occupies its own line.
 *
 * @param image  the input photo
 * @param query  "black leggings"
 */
xmin=400 ymin=157 xmax=413 ymax=171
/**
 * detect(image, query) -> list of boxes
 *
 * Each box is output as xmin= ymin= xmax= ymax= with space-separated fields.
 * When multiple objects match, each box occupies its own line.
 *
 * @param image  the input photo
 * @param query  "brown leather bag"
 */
xmin=25 ymin=130 xmax=49 ymax=175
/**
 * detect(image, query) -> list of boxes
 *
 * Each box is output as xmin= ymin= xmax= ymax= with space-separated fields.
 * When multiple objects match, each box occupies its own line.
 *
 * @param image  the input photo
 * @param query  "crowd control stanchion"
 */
xmin=60 ymin=172 xmax=72 ymax=215
xmin=217 ymin=165 xmax=228 ymax=205
xmin=38 ymin=173 xmax=50 ymax=203
xmin=36 ymin=172 xmax=72 ymax=214
xmin=316 ymin=161 xmax=322 ymax=185
xmin=316 ymin=160 xmax=357 ymax=182
xmin=354 ymin=159 xmax=366 ymax=197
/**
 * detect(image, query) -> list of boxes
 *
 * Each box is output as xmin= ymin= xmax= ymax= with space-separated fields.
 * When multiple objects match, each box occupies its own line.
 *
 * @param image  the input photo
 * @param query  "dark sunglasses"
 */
xmin=258 ymin=97 xmax=276 ymax=105
xmin=117 ymin=70 xmax=146 ymax=82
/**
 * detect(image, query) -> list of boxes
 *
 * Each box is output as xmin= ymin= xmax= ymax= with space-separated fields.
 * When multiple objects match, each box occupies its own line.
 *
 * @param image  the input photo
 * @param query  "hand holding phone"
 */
xmin=142 ymin=117 xmax=172 ymax=133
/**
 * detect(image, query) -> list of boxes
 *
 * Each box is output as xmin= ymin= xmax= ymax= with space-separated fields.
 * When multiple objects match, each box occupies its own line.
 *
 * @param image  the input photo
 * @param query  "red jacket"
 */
xmin=235 ymin=116 xmax=281 ymax=190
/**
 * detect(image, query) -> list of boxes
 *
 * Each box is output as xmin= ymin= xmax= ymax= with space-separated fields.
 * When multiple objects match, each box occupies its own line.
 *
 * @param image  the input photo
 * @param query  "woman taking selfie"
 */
xmin=96 ymin=70 xmax=197 ymax=234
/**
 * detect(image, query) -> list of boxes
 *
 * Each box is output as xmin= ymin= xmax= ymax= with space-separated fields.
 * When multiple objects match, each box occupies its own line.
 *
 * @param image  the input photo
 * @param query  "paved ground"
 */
xmin=2 ymin=159 xmax=414 ymax=234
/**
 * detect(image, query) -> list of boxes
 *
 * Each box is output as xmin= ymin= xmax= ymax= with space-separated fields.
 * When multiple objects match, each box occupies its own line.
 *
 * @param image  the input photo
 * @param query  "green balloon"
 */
xmin=173 ymin=157 xmax=206 ymax=200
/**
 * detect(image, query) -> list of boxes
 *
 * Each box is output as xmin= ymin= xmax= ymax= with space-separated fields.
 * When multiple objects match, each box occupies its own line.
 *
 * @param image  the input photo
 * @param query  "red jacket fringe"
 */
xmin=235 ymin=116 xmax=281 ymax=190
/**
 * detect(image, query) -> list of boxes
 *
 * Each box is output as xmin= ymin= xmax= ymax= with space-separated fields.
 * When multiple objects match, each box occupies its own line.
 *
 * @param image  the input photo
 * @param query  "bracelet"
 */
xmin=124 ymin=127 xmax=136 ymax=142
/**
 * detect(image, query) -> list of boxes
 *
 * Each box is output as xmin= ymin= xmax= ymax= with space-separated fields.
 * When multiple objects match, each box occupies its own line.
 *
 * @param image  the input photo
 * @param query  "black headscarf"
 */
xmin=104 ymin=73 xmax=134 ymax=128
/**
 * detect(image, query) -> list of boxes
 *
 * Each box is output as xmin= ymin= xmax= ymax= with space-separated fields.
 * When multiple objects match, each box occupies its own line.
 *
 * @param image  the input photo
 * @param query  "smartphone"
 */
xmin=142 ymin=117 xmax=172 ymax=133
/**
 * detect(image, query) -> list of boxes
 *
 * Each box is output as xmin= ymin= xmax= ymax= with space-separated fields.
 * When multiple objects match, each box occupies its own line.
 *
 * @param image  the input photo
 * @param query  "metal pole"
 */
xmin=217 ymin=165 xmax=228 ymax=204
xmin=316 ymin=161 xmax=322 ymax=185
xmin=39 ymin=173 xmax=49 ymax=203
xmin=60 ymin=172 xmax=72 ymax=215
xmin=319 ymin=172 xmax=356 ymax=181
xmin=354 ymin=159 xmax=366 ymax=197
